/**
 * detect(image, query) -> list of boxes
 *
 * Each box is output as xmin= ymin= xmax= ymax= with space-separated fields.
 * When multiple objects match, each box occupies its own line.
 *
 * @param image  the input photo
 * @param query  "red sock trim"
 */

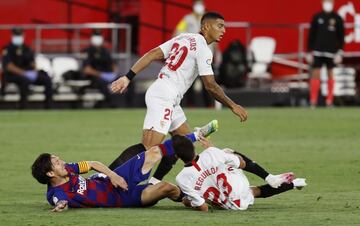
xmin=310 ymin=78 xmax=321 ymax=105
xmin=158 ymin=144 xmax=167 ymax=156
xmin=327 ymin=79 xmax=335 ymax=105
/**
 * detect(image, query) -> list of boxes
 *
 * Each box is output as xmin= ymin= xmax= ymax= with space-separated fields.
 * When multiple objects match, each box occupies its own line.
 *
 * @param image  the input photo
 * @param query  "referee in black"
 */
xmin=307 ymin=0 xmax=345 ymax=107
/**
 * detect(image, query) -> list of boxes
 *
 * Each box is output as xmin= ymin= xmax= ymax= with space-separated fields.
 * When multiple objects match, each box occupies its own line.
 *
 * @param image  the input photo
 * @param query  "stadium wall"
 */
xmin=139 ymin=0 xmax=360 ymax=54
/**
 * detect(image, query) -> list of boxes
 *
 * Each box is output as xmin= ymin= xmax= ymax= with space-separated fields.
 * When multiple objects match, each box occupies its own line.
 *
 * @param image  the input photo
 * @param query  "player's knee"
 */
xmin=239 ymin=157 xmax=246 ymax=169
xmin=145 ymin=146 xmax=162 ymax=162
xmin=233 ymin=152 xmax=246 ymax=169
xmin=159 ymin=182 xmax=177 ymax=194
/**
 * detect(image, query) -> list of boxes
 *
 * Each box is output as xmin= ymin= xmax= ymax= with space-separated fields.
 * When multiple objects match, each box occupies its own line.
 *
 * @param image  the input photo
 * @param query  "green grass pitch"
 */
xmin=0 ymin=108 xmax=359 ymax=226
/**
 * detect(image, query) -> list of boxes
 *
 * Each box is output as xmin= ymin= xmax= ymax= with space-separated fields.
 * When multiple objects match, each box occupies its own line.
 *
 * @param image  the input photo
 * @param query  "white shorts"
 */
xmin=143 ymin=80 xmax=186 ymax=135
xmin=226 ymin=169 xmax=255 ymax=210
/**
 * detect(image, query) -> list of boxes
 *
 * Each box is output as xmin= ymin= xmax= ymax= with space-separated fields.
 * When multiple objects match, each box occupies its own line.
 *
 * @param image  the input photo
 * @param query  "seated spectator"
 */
xmin=2 ymin=27 xmax=53 ymax=109
xmin=82 ymin=29 xmax=117 ymax=107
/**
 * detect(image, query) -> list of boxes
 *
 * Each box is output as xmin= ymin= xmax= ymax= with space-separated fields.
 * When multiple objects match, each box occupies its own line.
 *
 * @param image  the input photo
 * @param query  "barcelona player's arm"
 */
xmin=52 ymin=200 xmax=68 ymax=213
xmin=88 ymin=161 xmax=128 ymax=191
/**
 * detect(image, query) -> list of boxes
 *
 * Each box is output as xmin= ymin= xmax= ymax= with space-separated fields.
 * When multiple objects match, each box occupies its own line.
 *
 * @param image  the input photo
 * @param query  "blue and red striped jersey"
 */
xmin=46 ymin=162 xmax=123 ymax=208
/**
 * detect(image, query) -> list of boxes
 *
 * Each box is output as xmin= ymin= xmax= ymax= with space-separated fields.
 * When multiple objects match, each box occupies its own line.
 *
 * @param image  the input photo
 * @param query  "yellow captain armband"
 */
xmin=77 ymin=161 xmax=90 ymax=173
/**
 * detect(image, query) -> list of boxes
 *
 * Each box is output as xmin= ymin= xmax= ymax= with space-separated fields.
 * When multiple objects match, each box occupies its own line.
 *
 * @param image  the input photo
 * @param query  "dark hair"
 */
xmin=201 ymin=12 xmax=224 ymax=25
xmin=12 ymin=27 xmax=23 ymax=35
xmin=172 ymin=135 xmax=195 ymax=163
xmin=31 ymin=153 xmax=53 ymax=184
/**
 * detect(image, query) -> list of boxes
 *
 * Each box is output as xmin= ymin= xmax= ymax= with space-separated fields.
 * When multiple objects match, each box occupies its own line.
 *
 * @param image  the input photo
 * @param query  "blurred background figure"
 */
xmin=307 ymin=0 xmax=345 ymax=107
xmin=174 ymin=0 xmax=204 ymax=36
xmin=174 ymin=0 xmax=221 ymax=108
xmin=218 ymin=40 xmax=248 ymax=89
xmin=2 ymin=27 xmax=53 ymax=109
xmin=82 ymin=29 xmax=118 ymax=108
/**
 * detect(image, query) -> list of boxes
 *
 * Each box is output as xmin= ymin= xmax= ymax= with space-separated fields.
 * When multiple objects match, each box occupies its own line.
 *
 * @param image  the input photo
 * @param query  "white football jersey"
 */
xmin=176 ymin=147 xmax=255 ymax=210
xmin=157 ymin=33 xmax=214 ymax=98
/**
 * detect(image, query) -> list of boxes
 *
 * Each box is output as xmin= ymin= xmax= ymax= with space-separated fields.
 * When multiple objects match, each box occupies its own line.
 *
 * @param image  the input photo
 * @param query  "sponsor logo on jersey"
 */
xmin=77 ymin=176 xmax=87 ymax=195
xmin=206 ymin=58 xmax=212 ymax=65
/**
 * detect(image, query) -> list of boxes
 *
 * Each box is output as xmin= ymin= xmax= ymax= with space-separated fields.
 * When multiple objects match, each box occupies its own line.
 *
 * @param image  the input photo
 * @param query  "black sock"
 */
xmin=233 ymin=151 xmax=269 ymax=180
xmin=258 ymin=183 xmax=294 ymax=198
xmin=152 ymin=155 xmax=178 ymax=180
xmin=108 ymin=143 xmax=146 ymax=170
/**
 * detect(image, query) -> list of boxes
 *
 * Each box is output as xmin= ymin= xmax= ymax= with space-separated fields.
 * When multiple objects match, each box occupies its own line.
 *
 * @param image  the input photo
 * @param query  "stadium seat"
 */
xmin=35 ymin=55 xmax=53 ymax=76
xmin=248 ymin=37 xmax=276 ymax=88
xmin=320 ymin=66 xmax=356 ymax=96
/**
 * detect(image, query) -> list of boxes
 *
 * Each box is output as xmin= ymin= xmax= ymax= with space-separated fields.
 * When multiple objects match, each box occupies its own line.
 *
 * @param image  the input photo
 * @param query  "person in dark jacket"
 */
xmin=82 ymin=29 xmax=118 ymax=107
xmin=2 ymin=27 xmax=53 ymax=109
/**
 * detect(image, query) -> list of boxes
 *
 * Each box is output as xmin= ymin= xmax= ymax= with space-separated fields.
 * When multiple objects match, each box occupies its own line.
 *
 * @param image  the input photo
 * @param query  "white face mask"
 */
xmin=91 ymin=35 xmax=103 ymax=47
xmin=193 ymin=2 xmax=205 ymax=15
xmin=12 ymin=35 xmax=24 ymax=46
xmin=323 ymin=1 xmax=334 ymax=13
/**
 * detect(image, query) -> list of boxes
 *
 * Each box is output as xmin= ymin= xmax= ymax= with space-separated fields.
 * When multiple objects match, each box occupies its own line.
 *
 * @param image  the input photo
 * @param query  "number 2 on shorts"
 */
xmin=163 ymin=108 xmax=172 ymax=120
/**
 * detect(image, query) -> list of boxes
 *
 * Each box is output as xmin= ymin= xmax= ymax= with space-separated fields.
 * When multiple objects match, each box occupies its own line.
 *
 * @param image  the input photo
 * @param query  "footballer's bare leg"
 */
xmin=142 ymin=129 xmax=166 ymax=149
xmin=151 ymin=122 xmax=191 ymax=183
xmin=141 ymin=146 xmax=163 ymax=174
xmin=109 ymin=129 xmax=165 ymax=170
xmin=141 ymin=182 xmax=181 ymax=206
xmin=169 ymin=122 xmax=192 ymax=136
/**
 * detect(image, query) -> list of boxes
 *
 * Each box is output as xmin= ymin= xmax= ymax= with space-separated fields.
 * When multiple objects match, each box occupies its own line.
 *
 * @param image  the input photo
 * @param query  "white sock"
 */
xmin=148 ymin=177 xmax=161 ymax=185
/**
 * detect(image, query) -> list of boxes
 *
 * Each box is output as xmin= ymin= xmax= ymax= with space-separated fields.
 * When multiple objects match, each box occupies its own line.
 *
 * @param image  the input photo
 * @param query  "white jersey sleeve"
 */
xmin=196 ymin=40 xmax=214 ymax=76
xmin=206 ymin=147 xmax=241 ymax=168
xmin=158 ymin=37 xmax=175 ymax=59
xmin=176 ymin=176 xmax=205 ymax=207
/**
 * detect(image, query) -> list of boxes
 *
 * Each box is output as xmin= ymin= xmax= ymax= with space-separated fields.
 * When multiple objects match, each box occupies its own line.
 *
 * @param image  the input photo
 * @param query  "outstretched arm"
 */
xmin=111 ymin=47 xmax=164 ymax=93
xmin=201 ymin=75 xmax=248 ymax=122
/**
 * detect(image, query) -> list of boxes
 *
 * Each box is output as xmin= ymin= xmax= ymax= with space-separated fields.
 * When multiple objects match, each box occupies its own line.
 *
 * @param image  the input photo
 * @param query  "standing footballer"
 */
xmin=110 ymin=12 xmax=247 ymax=184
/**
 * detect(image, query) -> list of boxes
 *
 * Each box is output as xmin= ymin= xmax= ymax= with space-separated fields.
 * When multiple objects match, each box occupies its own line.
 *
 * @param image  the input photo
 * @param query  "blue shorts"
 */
xmin=114 ymin=152 xmax=151 ymax=207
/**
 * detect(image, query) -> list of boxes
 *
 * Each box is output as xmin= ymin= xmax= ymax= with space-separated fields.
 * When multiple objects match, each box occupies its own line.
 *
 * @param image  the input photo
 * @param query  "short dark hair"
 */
xmin=12 ymin=27 xmax=23 ymax=35
xmin=201 ymin=12 xmax=224 ymax=25
xmin=172 ymin=135 xmax=195 ymax=163
xmin=31 ymin=153 xmax=53 ymax=184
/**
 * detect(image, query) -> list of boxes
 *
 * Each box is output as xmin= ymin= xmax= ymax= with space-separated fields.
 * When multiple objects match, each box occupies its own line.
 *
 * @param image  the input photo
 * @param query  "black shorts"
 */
xmin=313 ymin=56 xmax=335 ymax=69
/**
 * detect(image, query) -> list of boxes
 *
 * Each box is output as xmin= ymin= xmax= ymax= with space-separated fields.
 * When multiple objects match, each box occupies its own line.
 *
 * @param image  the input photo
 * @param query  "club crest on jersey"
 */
xmin=160 ymin=120 xmax=166 ymax=128
xmin=77 ymin=176 xmax=87 ymax=195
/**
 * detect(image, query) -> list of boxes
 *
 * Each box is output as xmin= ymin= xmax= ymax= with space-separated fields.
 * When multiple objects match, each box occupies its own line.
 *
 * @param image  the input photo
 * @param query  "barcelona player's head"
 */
xmin=31 ymin=153 xmax=53 ymax=184
xmin=172 ymin=135 xmax=195 ymax=164
xmin=31 ymin=153 xmax=67 ymax=184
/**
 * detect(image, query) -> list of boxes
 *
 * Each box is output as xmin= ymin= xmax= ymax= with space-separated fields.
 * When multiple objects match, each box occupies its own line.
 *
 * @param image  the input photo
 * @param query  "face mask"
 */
xmin=12 ymin=35 xmax=24 ymax=46
xmin=91 ymin=35 xmax=103 ymax=46
xmin=323 ymin=2 xmax=334 ymax=13
xmin=193 ymin=2 xmax=205 ymax=15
